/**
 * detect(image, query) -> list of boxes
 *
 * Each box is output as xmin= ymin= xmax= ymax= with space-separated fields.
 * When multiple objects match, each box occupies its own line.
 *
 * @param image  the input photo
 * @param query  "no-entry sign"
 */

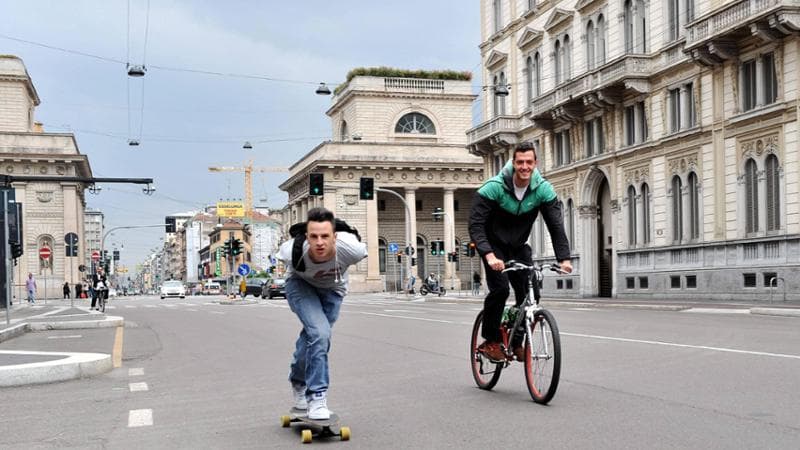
xmin=91 ymin=250 xmax=101 ymax=262
xmin=39 ymin=247 xmax=52 ymax=259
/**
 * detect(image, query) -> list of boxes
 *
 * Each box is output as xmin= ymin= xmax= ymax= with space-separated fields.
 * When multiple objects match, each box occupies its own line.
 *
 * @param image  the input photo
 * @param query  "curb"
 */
xmin=0 ymin=323 xmax=31 ymax=344
xmin=750 ymin=307 xmax=800 ymax=318
xmin=27 ymin=315 xmax=124 ymax=331
xmin=0 ymin=350 xmax=112 ymax=387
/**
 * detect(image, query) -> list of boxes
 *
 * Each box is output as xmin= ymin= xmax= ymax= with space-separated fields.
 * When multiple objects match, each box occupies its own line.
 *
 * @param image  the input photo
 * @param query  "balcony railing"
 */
xmin=532 ymin=55 xmax=651 ymax=117
xmin=685 ymin=0 xmax=789 ymax=48
xmin=384 ymin=77 xmax=445 ymax=92
xmin=467 ymin=115 xmax=521 ymax=145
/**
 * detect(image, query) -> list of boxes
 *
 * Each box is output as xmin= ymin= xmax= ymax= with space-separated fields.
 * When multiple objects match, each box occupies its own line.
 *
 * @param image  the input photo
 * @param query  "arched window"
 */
xmin=554 ymin=40 xmax=562 ymax=85
xmin=586 ymin=21 xmax=595 ymax=70
xmin=671 ymin=176 xmax=683 ymax=242
xmin=526 ymin=56 xmax=534 ymax=106
xmin=641 ymin=183 xmax=651 ymax=244
xmin=378 ymin=238 xmax=387 ymax=274
xmin=627 ymin=186 xmax=637 ymax=246
xmin=688 ymin=172 xmax=700 ymax=240
xmin=566 ymin=199 xmax=575 ymax=250
xmin=745 ymin=159 xmax=758 ymax=233
xmin=533 ymin=52 xmax=541 ymax=96
xmin=563 ymin=35 xmax=572 ymax=81
xmin=766 ymin=154 xmax=780 ymax=231
xmin=597 ymin=15 xmax=606 ymax=65
xmin=395 ymin=113 xmax=436 ymax=134
xmin=340 ymin=120 xmax=349 ymax=141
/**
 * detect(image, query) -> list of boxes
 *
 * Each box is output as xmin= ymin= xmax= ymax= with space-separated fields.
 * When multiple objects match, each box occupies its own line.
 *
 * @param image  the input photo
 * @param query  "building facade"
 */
xmin=280 ymin=73 xmax=484 ymax=292
xmin=84 ymin=209 xmax=104 ymax=268
xmin=470 ymin=0 xmax=799 ymax=300
xmin=0 ymin=55 xmax=94 ymax=301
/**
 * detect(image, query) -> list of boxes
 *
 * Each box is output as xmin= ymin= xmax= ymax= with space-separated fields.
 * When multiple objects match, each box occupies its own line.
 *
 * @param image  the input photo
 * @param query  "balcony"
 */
xmin=466 ymin=115 xmax=522 ymax=154
xmin=531 ymin=55 xmax=651 ymax=128
xmin=685 ymin=0 xmax=800 ymax=65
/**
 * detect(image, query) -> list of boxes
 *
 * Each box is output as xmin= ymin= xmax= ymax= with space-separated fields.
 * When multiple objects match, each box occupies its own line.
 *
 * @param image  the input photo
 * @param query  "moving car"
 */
xmin=242 ymin=278 xmax=268 ymax=298
xmin=160 ymin=280 xmax=186 ymax=299
xmin=264 ymin=278 xmax=286 ymax=299
xmin=203 ymin=282 xmax=222 ymax=296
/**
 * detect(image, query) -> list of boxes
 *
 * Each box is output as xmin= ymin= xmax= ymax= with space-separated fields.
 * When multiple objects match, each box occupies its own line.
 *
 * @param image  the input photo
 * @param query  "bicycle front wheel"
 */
xmin=99 ymin=292 xmax=106 ymax=313
xmin=523 ymin=309 xmax=561 ymax=404
xmin=470 ymin=311 xmax=503 ymax=390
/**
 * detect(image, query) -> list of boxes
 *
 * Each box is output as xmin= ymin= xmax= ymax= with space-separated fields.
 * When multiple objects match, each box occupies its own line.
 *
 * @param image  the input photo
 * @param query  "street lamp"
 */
xmin=315 ymin=82 xmax=332 ymax=95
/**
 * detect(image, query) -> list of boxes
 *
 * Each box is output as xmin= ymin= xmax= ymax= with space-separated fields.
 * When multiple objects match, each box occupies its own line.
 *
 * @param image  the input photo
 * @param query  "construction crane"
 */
xmin=208 ymin=160 xmax=288 ymax=217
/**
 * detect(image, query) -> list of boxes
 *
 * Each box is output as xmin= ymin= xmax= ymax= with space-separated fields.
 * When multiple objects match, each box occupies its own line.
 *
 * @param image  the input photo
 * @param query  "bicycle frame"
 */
xmin=502 ymin=262 xmax=560 ymax=362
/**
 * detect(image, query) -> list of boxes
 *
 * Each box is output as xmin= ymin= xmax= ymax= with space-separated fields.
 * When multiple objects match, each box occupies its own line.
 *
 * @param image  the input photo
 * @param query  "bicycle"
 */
xmin=470 ymin=260 xmax=564 ymax=404
xmin=95 ymin=287 xmax=108 ymax=313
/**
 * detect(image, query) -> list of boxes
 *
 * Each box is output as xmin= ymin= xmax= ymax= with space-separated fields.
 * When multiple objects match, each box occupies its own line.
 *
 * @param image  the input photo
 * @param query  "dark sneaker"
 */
xmin=477 ymin=341 xmax=506 ymax=361
xmin=513 ymin=346 xmax=526 ymax=361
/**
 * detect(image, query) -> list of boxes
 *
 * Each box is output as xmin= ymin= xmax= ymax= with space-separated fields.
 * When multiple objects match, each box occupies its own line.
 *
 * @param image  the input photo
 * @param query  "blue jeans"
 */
xmin=27 ymin=289 xmax=35 ymax=303
xmin=286 ymin=277 xmax=343 ymax=396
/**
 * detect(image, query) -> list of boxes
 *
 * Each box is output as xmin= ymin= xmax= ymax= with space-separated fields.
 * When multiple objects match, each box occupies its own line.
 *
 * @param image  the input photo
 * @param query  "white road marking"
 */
xmin=353 ymin=311 xmax=467 ymax=325
xmin=562 ymin=332 xmax=800 ymax=360
xmin=124 ymin=305 xmax=136 ymax=309
xmin=128 ymin=409 xmax=153 ymax=427
xmin=129 ymin=382 xmax=149 ymax=392
xmin=684 ymin=308 xmax=750 ymax=314
xmin=187 ymin=308 xmax=199 ymax=312
xmin=209 ymin=311 xmax=225 ymax=315
xmin=128 ymin=368 xmax=145 ymax=376
xmin=163 ymin=304 xmax=178 ymax=308
xmin=383 ymin=309 xmax=419 ymax=313
xmin=47 ymin=335 xmax=82 ymax=339
xmin=144 ymin=305 xmax=157 ymax=308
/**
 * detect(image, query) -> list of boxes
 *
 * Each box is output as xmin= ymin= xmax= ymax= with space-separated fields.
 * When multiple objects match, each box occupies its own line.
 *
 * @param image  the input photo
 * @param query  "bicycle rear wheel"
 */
xmin=470 ymin=311 xmax=503 ymax=390
xmin=523 ymin=309 xmax=561 ymax=404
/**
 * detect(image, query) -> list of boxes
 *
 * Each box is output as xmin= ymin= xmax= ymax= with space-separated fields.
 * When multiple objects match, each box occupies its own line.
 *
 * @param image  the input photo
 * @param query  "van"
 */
xmin=203 ymin=282 xmax=222 ymax=296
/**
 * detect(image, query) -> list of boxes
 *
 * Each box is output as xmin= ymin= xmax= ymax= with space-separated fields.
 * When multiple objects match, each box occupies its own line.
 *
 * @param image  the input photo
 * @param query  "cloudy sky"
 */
xmin=1 ymin=0 xmax=481 ymax=270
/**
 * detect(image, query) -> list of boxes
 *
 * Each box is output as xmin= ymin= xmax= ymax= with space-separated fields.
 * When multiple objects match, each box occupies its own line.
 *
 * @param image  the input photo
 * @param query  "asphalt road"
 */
xmin=1 ymin=293 xmax=798 ymax=449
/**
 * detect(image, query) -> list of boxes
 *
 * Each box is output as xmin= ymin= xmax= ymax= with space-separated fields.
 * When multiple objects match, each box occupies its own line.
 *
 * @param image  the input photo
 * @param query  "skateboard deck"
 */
xmin=280 ymin=408 xmax=350 ymax=443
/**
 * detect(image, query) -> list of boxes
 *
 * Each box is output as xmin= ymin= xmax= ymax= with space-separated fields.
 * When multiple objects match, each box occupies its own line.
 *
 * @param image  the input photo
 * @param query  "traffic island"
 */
xmin=0 ymin=350 xmax=112 ymax=387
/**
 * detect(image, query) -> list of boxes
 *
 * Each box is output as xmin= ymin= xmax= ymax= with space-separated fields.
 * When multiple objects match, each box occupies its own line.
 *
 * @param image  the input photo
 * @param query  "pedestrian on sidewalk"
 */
xmin=25 ymin=273 xmax=37 ymax=304
xmin=239 ymin=277 xmax=247 ymax=299
xmin=63 ymin=281 xmax=71 ymax=299
xmin=472 ymin=271 xmax=481 ymax=296
xmin=75 ymin=282 xmax=83 ymax=299
xmin=278 ymin=207 xmax=367 ymax=420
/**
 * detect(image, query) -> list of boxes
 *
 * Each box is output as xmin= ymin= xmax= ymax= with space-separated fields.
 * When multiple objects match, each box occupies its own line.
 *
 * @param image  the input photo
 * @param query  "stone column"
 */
xmin=755 ymin=56 xmax=764 ymax=108
xmin=680 ymin=85 xmax=691 ymax=131
xmin=443 ymin=188 xmax=456 ymax=288
xmin=635 ymin=192 xmax=644 ymax=246
xmin=757 ymin=169 xmax=768 ymax=233
xmin=681 ymin=183 xmax=691 ymax=244
xmin=405 ymin=187 xmax=418 ymax=279
xmin=578 ymin=204 xmax=599 ymax=297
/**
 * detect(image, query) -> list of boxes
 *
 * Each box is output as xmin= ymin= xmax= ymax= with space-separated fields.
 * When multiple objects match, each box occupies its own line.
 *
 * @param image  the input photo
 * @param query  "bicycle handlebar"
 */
xmin=501 ymin=260 xmax=566 ymax=275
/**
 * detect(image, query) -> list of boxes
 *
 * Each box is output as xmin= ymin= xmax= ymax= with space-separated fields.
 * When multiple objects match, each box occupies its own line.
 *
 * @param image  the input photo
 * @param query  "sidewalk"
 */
xmin=0 ymin=300 xmax=122 ymax=387
xmin=374 ymin=290 xmax=800 ymax=317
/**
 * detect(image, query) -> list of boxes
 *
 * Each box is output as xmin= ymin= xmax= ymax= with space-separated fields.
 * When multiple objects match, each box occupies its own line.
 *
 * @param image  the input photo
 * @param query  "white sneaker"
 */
xmin=307 ymin=391 xmax=331 ymax=420
xmin=292 ymin=384 xmax=307 ymax=410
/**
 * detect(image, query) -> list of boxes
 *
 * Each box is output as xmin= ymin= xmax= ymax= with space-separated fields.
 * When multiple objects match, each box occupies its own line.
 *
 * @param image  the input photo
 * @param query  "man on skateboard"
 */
xmin=278 ymin=207 xmax=367 ymax=420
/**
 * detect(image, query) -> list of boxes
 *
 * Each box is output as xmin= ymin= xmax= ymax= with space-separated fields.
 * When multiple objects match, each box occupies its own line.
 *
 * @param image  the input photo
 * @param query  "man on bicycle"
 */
xmin=278 ymin=207 xmax=367 ymax=420
xmin=91 ymin=266 xmax=109 ymax=311
xmin=468 ymin=141 xmax=572 ymax=361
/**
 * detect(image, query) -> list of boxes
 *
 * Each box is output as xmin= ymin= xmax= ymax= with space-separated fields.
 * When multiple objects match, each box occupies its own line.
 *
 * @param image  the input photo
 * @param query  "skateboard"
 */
xmin=280 ymin=408 xmax=351 ymax=443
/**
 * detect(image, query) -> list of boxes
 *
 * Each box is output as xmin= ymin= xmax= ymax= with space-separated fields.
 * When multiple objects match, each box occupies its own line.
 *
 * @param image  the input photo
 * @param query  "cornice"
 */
xmin=543 ymin=8 xmax=575 ymax=33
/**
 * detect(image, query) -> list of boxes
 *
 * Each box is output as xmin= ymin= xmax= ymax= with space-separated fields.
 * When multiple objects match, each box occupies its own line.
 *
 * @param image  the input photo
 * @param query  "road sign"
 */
xmin=65 ymin=232 xmax=78 ymax=245
xmin=405 ymin=245 xmax=415 ymax=256
xmin=216 ymin=201 xmax=245 ymax=218
xmin=388 ymin=243 xmax=399 ymax=254
xmin=39 ymin=246 xmax=52 ymax=259
xmin=91 ymin=250 xmax=101 ymax=262
xmin=238 ymin=263 xmax=251 ymax=277
xmin=65 ymin=232 xmax=79 ymax=257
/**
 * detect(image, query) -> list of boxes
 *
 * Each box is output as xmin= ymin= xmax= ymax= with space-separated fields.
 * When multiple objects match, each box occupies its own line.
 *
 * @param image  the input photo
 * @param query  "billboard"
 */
xmin=216 ymin=201 xmax=245 ymax=218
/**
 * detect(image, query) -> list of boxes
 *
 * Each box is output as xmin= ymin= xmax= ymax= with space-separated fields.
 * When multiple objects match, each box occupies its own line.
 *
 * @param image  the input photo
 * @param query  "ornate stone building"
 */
xmin=0 ymin=55 xmax=93 ymax=300
xmin=470 ymin=0 xmax=799 ymax=300
xmin=279 ymin=74 xmax=483 ymax=292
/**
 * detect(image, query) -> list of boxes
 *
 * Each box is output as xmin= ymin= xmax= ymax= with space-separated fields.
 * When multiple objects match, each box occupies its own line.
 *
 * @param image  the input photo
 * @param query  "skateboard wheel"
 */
xmin=301 ymin=429 xmax=313 ymax=443
xmin=280 ymin=415 xmax=291 ymax=427
xmin=340 ymin=426 xmax=351 ymax=441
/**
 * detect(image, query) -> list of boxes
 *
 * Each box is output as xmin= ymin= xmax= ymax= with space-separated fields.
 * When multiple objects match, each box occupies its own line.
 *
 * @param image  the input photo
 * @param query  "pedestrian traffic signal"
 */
xmin=451 ymin=251 xmax=459 ymax=262
xmin=165 ymin=216 xmax=176 ymax=233
xmin=359 ymin=177 xmax=374 ymax=200
xmin=309 ymin=173 xmax=324 ymax=196
xmin=468 ymin=241 xmax=477 ymax=257
xmin=10 ymin=241 xmax=22 ymax=259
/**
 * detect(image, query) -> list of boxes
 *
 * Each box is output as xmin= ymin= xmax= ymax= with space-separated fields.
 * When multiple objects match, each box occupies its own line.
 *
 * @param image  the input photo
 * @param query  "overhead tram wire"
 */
xmin=138 ymin=0 xmax=152 ymax=142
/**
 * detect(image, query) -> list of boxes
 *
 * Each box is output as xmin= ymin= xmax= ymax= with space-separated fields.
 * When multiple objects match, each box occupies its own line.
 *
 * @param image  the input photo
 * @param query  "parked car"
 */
xmin=203 ymin=282 xmax=222 ymax=296
xmin=264 ymin=278 xmax=286 ymax=299
xmin=160 ymin=280 xmax=186 ymax=299
xmin=242 ymin=278 xmax=268 ymax=298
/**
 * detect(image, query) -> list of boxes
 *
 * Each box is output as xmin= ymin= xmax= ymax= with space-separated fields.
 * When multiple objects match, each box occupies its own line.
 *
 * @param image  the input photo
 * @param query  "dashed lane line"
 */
xmin=129 ymin=382 xmax=149 ymax=392
xmin=47 ymin=335 xmax=82 ymax=339
xmin=112 ymin=326 xmax=124 ymax=368
xmin=128 ymin=409 xmax=153 ymax=427
xmin=129 ymin=368 xmax=144 ymax=377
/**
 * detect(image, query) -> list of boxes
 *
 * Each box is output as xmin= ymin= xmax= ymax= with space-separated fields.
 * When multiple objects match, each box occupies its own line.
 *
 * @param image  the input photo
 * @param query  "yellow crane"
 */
xmin=208 ymin=160 xmax=288 ymax=217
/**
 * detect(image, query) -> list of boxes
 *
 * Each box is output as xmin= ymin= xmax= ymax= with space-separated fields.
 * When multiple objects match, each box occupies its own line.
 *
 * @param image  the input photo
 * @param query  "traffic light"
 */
xmin=113 ymin=250 xmax=120 ymax=261
xmin=231 ymin=238 xmax=243 ymax=256
xmin=461 ymin=242 xmax=469 ymax=256
xmin=309 ymin=173 xmax=324 ymax=196
xmin=10 ymin=242 xmax=22 ymax=259
xmin=438 ymin=240 xmax=445 ymax=256
xmin=430 ymin=241 xmax=436 ymax=256
xmin=432 ymin=207 xmax=444 ymax=221
xmin=165 ymin=216 xmax=176 ymax=233
xmin=451 ymin=251 xmax=459 ymax=262
xmin=359 ymin=177 xmax=374 ymax=200
xmin=468 ymin=241 xmax=477 ymax=257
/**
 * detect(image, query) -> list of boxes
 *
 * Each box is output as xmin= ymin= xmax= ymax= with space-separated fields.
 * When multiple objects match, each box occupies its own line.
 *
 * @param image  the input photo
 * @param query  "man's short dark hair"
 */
xmin=513 ymin=141 xmax=538 ymax=161
xmin=307 ymin=207 xmax=335 ymax=226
